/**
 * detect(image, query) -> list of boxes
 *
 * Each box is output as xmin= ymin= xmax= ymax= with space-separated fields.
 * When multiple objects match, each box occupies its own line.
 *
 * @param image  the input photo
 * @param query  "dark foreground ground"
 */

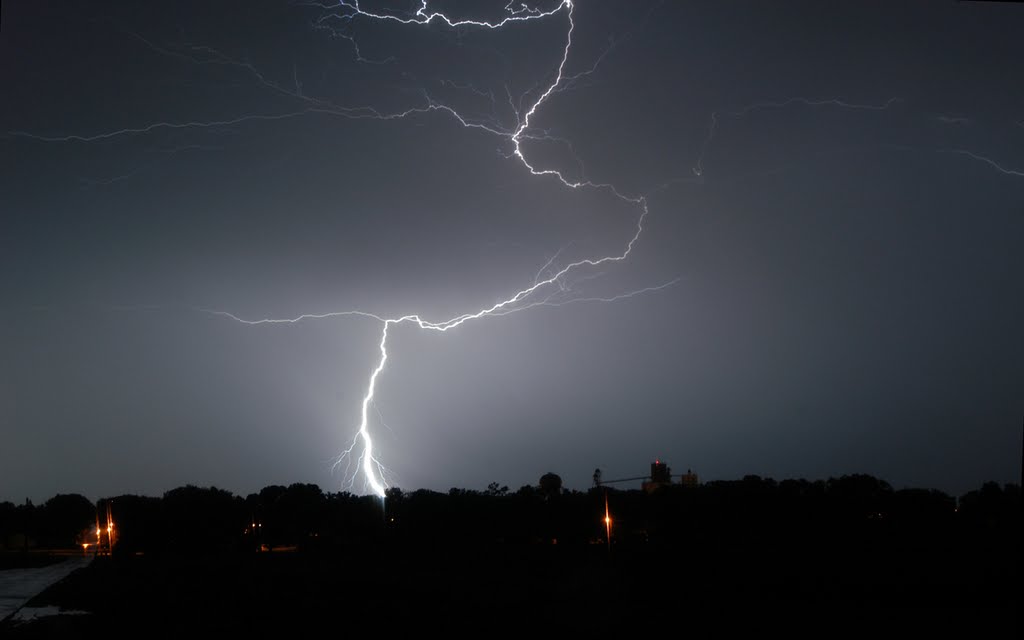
xmin=0 ymin=553 xmax=67 ymax=571
xmin=2 ymin=540 xmax=1019 ymax=636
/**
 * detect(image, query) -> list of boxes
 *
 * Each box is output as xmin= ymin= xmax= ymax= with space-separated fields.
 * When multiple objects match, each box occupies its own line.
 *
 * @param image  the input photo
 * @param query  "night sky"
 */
xmin=2 ymin=0 xmax=1022 ymax=502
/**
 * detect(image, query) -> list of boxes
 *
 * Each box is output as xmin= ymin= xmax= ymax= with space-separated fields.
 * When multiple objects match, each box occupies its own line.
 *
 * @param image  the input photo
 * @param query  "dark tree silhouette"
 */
xmin=40 ymin=493 xmax=94 ymax=547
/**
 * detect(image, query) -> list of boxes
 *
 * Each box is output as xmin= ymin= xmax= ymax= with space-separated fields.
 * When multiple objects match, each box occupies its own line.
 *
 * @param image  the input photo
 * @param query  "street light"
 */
xmin=603 ymin=491 xmax=612 ymax=552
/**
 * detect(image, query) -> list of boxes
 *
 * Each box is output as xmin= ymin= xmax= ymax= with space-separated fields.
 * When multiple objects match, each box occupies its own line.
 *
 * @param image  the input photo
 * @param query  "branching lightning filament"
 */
xmin=204 ymin=1 xmax=675 ymax=497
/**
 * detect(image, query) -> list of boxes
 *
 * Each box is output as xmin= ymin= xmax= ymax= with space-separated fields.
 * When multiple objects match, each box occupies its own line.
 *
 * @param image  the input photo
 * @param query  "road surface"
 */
xmin=0 ymin=556 xmax=93 ymax=621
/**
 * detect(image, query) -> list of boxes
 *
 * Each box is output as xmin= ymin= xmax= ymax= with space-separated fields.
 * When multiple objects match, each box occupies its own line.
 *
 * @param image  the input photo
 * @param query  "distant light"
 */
xmin=603 ymin=492 xmax=613 ymax=551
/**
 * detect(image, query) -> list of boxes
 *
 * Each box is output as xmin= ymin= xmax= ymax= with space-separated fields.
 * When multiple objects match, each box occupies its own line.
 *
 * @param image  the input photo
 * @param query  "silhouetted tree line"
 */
xmin=0 ymin=494 xmax=94 ymax=549
xmin=0 ymin=475 xmax=1019 ymax=555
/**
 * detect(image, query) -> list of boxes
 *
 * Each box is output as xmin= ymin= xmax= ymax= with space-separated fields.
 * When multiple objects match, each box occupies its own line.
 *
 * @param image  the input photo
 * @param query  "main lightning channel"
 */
xmin=210 ymin=1 xmax=669 ymax=497
xmin=14 ymin=1 xmax=665 ymax=496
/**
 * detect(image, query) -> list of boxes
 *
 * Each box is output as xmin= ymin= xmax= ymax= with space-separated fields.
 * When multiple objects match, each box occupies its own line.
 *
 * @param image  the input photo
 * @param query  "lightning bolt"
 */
xmin=205 ymin=181 xmax=656 ymax=497
xmin=196 ymin=0 xmax=674 ymax=497
xmin=12 ymin=1 xmax=654 ymax=496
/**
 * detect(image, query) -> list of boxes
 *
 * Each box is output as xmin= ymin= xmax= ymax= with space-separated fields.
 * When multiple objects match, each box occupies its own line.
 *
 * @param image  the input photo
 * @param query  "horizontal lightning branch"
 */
xmin=938 ymin=149 xmax=1024 ymax=178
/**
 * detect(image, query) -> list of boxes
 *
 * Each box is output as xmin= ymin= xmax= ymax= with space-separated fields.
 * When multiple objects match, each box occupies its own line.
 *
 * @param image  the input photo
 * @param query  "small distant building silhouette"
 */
xmin=591 ymin=460 xmax=699 ymax=492
xmin=539 ymin=472 xmax=562 ymax=499
xmin=680 ymin=468 xmax=700 ymax=488
xmin=642 ymin=460 xmax=672 ymax=493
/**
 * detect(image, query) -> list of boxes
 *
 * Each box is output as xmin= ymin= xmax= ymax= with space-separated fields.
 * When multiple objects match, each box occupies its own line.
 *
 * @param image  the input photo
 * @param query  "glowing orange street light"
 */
xmin=603 ymin=492 xmax=612 ymax=552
